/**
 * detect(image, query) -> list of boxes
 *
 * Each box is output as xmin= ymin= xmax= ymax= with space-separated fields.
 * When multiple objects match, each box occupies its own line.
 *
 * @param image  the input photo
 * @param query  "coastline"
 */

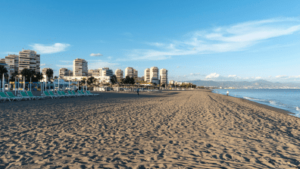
xmin=211 ymin=89 xmax=297 ymax=117
xmin=1 ymin=90 xmax=300 ymax=168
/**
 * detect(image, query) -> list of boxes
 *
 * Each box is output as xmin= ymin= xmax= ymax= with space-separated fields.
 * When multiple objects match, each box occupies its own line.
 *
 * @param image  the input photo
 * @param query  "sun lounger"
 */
xmin=57 ymin=91 xmax=67 ymax=98
xmin=26 ymin=91 xmax=43 ymax=100
xmin=61 ymin=91 xmax=72 ymax=97
xmin=87 ymin=90 xmax=98 ymax=96
xmin=20 ymin=91 xmax=32 ymax=100
xmin=42 ymin=91 xmax=54 ymax=99
xmin=78 ymin=90 xmax=88 ymax=96
xmin=72 ymin=90 xmax=83 ymax=96
xmin=0 ymin=92 xmax=11 ymax=101
xmin=67 ymin=90 xmax=77 ymax=97
xmin=6 ymin=92 xmax=22 ymax=101
xmin=49 ymin=91 xmax=62 ymax=98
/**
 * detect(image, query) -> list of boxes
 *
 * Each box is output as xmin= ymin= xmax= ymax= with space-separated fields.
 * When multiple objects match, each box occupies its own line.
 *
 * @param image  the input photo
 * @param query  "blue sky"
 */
xmin=1 ymin=0 xmax=300 ymax=82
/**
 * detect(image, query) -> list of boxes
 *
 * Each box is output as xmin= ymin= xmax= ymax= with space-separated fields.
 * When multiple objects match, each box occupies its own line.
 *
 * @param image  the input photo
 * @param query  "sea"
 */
xmin=213 ymin=89 xmax=300 ymax=117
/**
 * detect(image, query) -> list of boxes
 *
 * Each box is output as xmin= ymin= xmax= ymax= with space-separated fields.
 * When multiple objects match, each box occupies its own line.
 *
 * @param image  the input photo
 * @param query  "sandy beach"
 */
xmin=1 ymin=90 xmax=300 ymax=169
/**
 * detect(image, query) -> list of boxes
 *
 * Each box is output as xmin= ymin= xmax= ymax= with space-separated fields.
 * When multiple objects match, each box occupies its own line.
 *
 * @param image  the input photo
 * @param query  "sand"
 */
xmin=1 ymin=90 xmax=300 ymax=169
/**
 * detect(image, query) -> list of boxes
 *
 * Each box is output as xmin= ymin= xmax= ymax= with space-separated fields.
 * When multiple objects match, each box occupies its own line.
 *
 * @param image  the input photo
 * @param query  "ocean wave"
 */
xmin=269 ymin=101 xmax=276 ymax=105
xmin=296 ymin=107 xmax=300 ymax=111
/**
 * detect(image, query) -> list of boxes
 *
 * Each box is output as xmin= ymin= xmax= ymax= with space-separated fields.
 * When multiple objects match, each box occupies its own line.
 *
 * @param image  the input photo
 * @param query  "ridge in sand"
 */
xmin=1 ymin=90 xmax=300 ymax=168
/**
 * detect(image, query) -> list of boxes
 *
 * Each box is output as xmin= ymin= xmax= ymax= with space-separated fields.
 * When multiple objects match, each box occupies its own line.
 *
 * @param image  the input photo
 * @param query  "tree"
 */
xmin=110 ymin=75 xmax=117 ymax=85
xmin=21 ymin=68 xmax=35 ymax=82
xmin=45 ymin=69 xmax=53 ymax=82
xmin=0 ymin=65 xmax=8 ymax=76
xmin=9 ymin=71 xmax=19 ymax=82
xmin=87 ymin=76 xmax=96 ymax=85
xmin=122 ymin=76 xmax=135 ymax=84
xmin=33 ymin=72 xmax=43 ymax=82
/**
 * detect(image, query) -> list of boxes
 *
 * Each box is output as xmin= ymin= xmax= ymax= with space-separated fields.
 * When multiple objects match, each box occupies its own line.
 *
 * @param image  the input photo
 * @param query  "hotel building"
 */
xmin=159 ymin=68 xmax=168 ymax=85
xmin=150 ymin=67 xmax=159 ymax=84
xmin=125 ymin=67 xmax=134 ymax=78
xmin=144 ymin=68 xmax=150 ymax=82
xmin=73 ymin=58 xmax=88 ymax=76
xmin=4 ymin=54 xmax=18 ymax=77
xmin=18 ymin=50 xmax=40 ymax=73
xmin=59 ymin=68 xmax=73 ymax=78
xmin=115 ymin=69 xmax=123 ymax=81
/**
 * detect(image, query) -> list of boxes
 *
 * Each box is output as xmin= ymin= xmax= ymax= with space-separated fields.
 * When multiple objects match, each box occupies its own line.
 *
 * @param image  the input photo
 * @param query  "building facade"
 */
xmin=88 ymin=69 xmax=100 ymax=76
xmin=115 ymin=69 xmax=123 ymax=81
xmin=18 ymin=50 xmax=40 ymax=73
xmin=4 ymin=54 xmax=19 ymax=77
xmin=150 ymin=67 xmax=159 ymax=84
xmin=59 ymin=68 xmax=72 ymax=78
xmin=133 ymin=69 xmax=138 ymax=79
xmin=101 ymin=67 xmax=113 ymax=76
xmin=159 ymin=68 xmax=168 ymax=85
xmin=125 ymin=67 xmax=134 ymax=78
xmin=73 ymin=58 xmax=88 ymax=76
xmin=144 ymin=68 xmax=150 ymax=82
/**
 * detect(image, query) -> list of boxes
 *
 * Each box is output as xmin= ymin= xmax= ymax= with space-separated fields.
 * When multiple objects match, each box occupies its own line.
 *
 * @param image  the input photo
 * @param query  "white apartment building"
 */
xmin=115 ymin=69 xmax=123 ymax=81
xmin=150 ymin=66 xmax=159 ymax=84
xmin=169 ymin=80 xmax=175 ymax=85
xmin=159 ymin=68 xmax=168 ymax=85
xmin=101 ymin=67 xmax=113 ymax=76
xmin=125 ymin=67 xmax=134 ymax=78
xmin=88 ymin=69 xmax=100 ymax=76
xmin=134 ymin=69 xmax=138 ymax=79
xmin=144 ymin=68 xmax=150 ymax=82
xmin=73 ymin=58 xmax=88 ymax=76
xmin=18 ymin=50 xmax=40 ymax=73
xmin=4 ymin=54 xmax=19 ymax=77
xmin=59 ymin=68 xmax=72 ymax=78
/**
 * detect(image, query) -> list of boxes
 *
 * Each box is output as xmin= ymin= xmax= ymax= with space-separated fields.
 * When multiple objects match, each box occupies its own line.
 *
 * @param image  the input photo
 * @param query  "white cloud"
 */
xmin=30 ymin=43 xmax=70 ymax=54
xmin=255 ymin=76 xmax=262 ymax=79
xmin=206 ymin=73 xmax=220 ymax=79
xmin=40 ymin=63 xmax=46 ymax=66
xmin=276 ymin=75 xmax=288 ymax=78
xmin=228 ymin=75 xmax=237 ymax=78
xmin=128 ymin=18 xmax=300 ymax=60
xmin=90 ymin=53 xmax=103 ymax=57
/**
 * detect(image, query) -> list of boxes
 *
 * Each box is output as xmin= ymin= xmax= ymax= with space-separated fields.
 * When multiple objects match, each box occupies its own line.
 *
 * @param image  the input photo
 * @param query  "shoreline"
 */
xmin=210 ymin=89 xmax=296 ymax=117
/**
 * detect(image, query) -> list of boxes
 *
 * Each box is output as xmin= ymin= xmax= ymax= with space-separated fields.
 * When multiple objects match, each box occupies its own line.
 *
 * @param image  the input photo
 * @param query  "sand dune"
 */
xmin=1 ymin=90 xmax=300 ymax=168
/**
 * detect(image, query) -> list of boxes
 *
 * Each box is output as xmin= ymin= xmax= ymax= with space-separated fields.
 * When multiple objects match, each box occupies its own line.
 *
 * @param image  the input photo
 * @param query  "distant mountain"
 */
xmin=188 ymin=79 xmax=300 ymax=89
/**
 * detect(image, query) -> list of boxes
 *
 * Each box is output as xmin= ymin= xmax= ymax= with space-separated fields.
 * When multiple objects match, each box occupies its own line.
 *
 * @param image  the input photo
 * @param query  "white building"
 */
xmin=101 ymin=67 xmax=113 ymax=76
xmin=159 ymin=68 xmax=168 ymax=85
xmin=144 ymin=68 xmax=150 ymax=82
xmin=18 ymin=50 xmax=40 ymax=73
xmin=150 ymin=67 xmax=159 ymax=84
xmin=125 ymin=67 xmax=134 ymax=78
xmin=73 ymin=58 xmax=88 ymax=76
xmin=115 ymin=69 xmax=123 ymax=81
xmin=59 ymin=68 xmax=72 ymax=78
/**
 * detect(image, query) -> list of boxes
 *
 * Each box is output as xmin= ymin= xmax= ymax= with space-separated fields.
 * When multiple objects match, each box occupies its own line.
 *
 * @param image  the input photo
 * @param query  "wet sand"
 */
xmin=1 ymin=90 xmax=300 ymax=169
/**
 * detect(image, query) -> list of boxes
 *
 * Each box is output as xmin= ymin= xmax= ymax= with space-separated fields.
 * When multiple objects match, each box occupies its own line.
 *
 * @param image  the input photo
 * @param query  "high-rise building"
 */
xmin=150 ymin=67 xmax=159 ymax=84
xmin=4 ymin=54 xmax=19 ymax=77
xmin=59 ymin=68 xmax=72 ymax=78
xmin=18 ymin=50 xmax=40 ymax=73
xmin=73 ymin=58 xmax=88 ymax=76
xmin=100 ymin=67 xmax=113 ymax=76
xmin=159 ymin=68 xmax=168 ymax=85
xmin=133 ymin=69 xmax=138 ymax=79
xmin=88 ymin=69 xmax=100 ymax=76
xmin=125 ymin=67 xmax=134 ymax=78
xmin=115 ymin=69 xmax=123 ymax=81
xmin=144 ymin=68 xmax=150 ymax=82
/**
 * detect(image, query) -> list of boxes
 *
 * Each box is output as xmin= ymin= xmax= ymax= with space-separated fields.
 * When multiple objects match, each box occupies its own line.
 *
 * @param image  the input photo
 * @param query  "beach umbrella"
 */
xmin=85 ymin=79 xmax=87 ymax=91
xmin=45 ymin=77 xmax=47 ymax=91
xmin=23 ymin=76 xmax=25 ymax=91
xmin=69 ymin=80 xmax=71 ymax=91
xmin=58 ymin=78 xmax=60 ymax=91
xmin=15 ymin=76 xmax=16 ymax=95
xmin=2 ymin=73 xmax=4 ymax=92
xmin=30 ymin=77 xmax=32 ymax=92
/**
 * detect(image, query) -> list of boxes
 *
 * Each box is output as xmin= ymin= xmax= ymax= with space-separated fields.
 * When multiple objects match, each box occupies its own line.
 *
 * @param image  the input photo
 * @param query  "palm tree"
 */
xmin=21 ymin=68 xmax=35 ymax=82
xmin=0 ymin=65 xmax=8 ymax=89
xmin=45 ymin=69 xmax=53 ymax=82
